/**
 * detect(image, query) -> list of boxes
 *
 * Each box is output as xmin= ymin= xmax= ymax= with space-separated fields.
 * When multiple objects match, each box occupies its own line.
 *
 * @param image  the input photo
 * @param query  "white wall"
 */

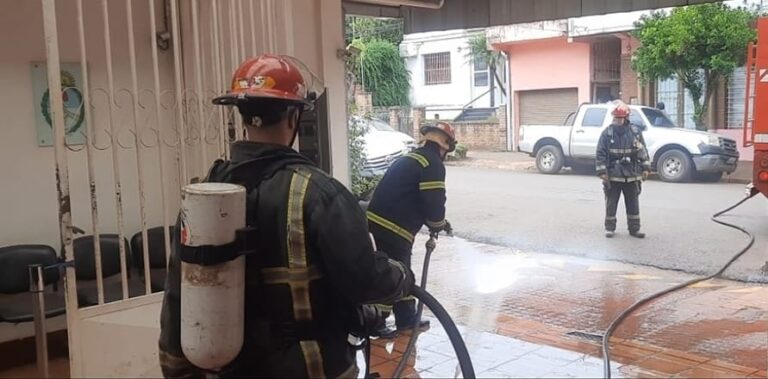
xmin=0 ymin=0 xmax=349 ymax=250
xmin=401 ymin=29 xmax=506 ymax=120
xmin=0 ymin=0 xmax=180 ymax=252
xmin=0 ymin=0 xmax=184 ymax=345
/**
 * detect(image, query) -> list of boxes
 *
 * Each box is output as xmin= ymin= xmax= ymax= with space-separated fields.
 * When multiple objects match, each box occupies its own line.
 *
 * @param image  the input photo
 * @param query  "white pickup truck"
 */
xmin=519 ymin=103 xmax=739 ymax=182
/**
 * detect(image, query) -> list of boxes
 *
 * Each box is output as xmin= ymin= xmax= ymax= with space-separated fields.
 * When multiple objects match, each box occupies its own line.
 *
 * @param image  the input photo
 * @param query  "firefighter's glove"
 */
xmin=393 ymin=260 xmax=415 ymax=297
xmin=428 ymin=220 xmax=453 ymax=236
xmin=642 ymin=171 xmax=650 ymax=181
xmin=599 ymin=174 xmax=609 ymax=182
xmin=444 ymin=220 xmax=453 ymax=236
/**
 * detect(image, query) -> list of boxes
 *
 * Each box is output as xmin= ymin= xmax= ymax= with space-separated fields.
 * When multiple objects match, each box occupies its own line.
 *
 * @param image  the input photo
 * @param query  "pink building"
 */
xmin=488 ymin=19 xmax=753 ymax=160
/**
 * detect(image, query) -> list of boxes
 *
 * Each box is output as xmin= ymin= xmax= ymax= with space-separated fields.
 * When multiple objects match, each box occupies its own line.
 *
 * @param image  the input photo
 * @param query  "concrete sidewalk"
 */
xmin=367 ymin=234 xmax=767 ymax=378
xmin=448 ymin=150 xmax=754 ymax=184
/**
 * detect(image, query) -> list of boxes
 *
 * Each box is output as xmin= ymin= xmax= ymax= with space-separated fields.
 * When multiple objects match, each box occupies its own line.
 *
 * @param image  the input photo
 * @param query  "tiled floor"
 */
xmin=361 ymin=316 xmax=765 ymax=378
xmin=0 ymin=357 xmax=69 ymax=379
xmin=361 ymin=234 xmax=767 ymax=378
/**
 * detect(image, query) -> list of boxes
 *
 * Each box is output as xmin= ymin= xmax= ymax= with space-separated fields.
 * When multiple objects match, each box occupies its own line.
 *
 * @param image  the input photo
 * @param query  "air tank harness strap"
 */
xmin=179 ymin=226 xmax=259 ymax=266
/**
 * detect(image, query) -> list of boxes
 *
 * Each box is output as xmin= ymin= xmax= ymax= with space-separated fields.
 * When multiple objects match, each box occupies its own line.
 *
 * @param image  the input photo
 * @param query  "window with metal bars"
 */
xmin=726 ymin=66 xmax=754 ymax=129
xmin=592 ymin=39 xmax=621 ymax=82
xmin=424 ymin=52 xmax=451 ymax=85
xmin=656 ymin=75 xmax=703 ymax=129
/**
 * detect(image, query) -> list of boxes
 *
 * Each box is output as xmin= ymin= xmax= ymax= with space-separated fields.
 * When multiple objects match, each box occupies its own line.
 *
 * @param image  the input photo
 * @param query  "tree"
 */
xmin=345 ymin=16 xmax=404 ymax=45
xmin=466 ymin=34 xmax=507 ymax=108
xmin=351 ymin=38 xmax=411 ymax=107
xmin=632 ymin=3 xmax=757 ymax=130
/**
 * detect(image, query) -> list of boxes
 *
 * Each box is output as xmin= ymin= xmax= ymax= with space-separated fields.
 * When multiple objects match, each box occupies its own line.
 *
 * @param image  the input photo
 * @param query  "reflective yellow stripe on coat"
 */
xmin=419 ymin=181 xmax=445 ymax=190
xmin=405 ymin=152 xmax=429 ymax=167
xmin=366 ymin=211 xmax=415 ymax=243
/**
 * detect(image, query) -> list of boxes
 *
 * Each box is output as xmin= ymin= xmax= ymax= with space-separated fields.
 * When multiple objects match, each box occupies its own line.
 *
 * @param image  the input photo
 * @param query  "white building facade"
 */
xmin=400 ymin=28 xmax=507 ymax=121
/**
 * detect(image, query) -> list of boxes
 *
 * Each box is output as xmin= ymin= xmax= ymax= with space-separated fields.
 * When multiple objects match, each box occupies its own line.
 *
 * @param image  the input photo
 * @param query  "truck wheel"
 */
xmin=696 ymin=172 xmax=723 ymax=183
xmin=536 ymin=145 xmax=564 ymax=174
xmin=657 ymin=149 xmax=692 ymax=183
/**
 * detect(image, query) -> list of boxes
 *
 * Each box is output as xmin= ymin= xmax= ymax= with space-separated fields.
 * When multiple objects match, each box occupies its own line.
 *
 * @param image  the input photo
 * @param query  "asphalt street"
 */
xmin=444 ymin=166 xmax=768 ymax=283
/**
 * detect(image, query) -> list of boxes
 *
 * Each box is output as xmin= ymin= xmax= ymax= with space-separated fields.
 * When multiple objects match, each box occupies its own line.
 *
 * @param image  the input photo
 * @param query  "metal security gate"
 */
xmin=39 ymin=0 xmax=290 ymax=376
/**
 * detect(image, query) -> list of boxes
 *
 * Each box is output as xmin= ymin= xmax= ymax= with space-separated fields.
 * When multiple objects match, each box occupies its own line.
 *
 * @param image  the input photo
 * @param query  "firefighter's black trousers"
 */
xmin=604 ymin=180 xmax=641 ymax=232
xmin=373 ymin=236 xmax=418 ymax=328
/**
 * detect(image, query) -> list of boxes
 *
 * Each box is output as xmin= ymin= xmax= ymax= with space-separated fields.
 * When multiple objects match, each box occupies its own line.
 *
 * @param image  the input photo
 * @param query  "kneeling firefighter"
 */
xmin=158 ymin=54 xmax=413 ymax=378
xmin=366 ymin=122 xmax=457 ymax=337
xmin=596 ymin=100 xmax=651 ymax=239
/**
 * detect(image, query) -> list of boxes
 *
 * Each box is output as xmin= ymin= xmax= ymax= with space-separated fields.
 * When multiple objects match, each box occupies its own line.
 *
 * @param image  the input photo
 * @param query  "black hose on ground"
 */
xmin=410 ymin=286 xmax=476 ymax=378
xmin=601 ymin=192 xmax=758 ymax=378
xmin=392 ymin=236 xmax=434 ymax=378
xmin=392 ymin=235 xmax=475 ymax=378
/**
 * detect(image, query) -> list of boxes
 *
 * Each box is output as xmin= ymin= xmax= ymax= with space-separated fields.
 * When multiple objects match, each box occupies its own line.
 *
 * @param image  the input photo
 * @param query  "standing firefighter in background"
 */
xmin=366 ymin=122 xmax=456 ymax=337
xmin=596 ymin=100 xmax=651 ymax=239
xmin=158 ymin=54 xmax=413 ymax=378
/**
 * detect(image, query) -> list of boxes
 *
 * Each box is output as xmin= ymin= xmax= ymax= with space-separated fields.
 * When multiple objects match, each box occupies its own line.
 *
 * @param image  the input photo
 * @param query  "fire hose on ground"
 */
xmin=601 ymin=189 xmax=759 ymax=378
xmin=357 ymin=200 xmax=475 ymax=378
xmin=383 ymin=232 xmax=476 ymax=379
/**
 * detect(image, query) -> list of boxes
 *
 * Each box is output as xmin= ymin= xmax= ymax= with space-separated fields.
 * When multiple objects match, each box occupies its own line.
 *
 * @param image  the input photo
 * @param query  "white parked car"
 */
xmin=356 ymin=117 xmax=418 ymax=177
xmin=518 ymin=103 xmax=739 ymax=182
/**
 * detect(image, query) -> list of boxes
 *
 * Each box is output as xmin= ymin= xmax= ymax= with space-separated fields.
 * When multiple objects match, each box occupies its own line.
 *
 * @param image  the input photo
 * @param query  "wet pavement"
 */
xmin=445 ymin=165 xmax=768 ymax=283
xmin=363 ymin=234 xmax=768 ymax=378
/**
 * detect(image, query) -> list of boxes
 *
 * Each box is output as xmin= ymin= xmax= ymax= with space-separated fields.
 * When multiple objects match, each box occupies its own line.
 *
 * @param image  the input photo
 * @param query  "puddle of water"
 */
xmin=447 ymin=237 xmax=536 ymax=378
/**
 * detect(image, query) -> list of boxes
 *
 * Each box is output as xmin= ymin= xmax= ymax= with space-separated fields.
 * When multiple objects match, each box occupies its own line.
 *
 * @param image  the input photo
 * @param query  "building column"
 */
xmin=412 ymin=107 xmax=425 ymax=139
xmin=496 ymin=105 xmax=508 ymax=151
xmin=389 ymin=107 xmax=399 ymax=131
xmin=319 ymin=0 xmax=350 ymax=185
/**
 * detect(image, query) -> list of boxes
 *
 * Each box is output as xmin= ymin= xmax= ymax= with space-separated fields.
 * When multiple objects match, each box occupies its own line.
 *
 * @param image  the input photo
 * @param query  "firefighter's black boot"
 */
xmin=605 ymin=230 xmax=615 ymax=238
xmin=371 ymin=326 xmax=398 ymax=339
xmin=629 ymin=230 xmax=646 ymax=239
xmin=396 ymin=320 xmax=430 ymax=333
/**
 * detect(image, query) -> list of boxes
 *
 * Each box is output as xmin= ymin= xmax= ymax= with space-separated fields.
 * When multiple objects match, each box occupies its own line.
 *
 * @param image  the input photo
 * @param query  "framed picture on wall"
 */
xmin=31 ymin=62 xmax=87 ymax=146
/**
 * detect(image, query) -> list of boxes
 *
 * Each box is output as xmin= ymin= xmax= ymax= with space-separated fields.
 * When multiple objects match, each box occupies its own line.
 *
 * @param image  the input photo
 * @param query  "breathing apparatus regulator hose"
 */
xmin=601 ymin=192 xmax=759 ymax=378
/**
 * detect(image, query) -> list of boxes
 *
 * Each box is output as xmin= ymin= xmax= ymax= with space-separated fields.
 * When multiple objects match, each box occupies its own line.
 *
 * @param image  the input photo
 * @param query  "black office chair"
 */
xmin=130 ymin=226 xmax=173 ymax=292
xmin=71 ymin=234 xmax=147 ymax=307
xmin=0 ymin=245 xmax=66 ymax=323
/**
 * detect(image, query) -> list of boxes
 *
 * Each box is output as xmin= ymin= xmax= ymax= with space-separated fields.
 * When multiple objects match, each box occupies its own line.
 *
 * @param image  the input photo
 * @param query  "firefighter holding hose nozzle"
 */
xmin=366 ymin=121 xmax=457 ymax=338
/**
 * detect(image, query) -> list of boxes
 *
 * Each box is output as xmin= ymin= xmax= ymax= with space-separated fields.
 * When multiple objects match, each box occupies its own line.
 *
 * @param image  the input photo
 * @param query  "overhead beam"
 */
xmin=390 ymin=0 xmax=721 ymax=34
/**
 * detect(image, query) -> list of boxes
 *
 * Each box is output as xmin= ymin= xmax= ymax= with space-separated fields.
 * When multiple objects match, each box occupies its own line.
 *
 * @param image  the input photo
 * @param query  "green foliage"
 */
xmin=345 ymin=16 xmax=404 ymax=45
xmin=447 ymin=143 xmax=469 ymax=161
xmin=466 ymin=34 xmax=504 ymax=72
xmin=344 ymin=16 xmax=407 ymax=194
xmin=348 ymin=116 xmax=368 ymax=195
xmin=354 ymin=175 xmax=383 ymax=201
xmin=465 ymin=34 xmax=507 ymax=106
xmin=352 ymin=39 xmax=411 ymax=107
xmin=632 ymin=3 xmax=757 ymax=130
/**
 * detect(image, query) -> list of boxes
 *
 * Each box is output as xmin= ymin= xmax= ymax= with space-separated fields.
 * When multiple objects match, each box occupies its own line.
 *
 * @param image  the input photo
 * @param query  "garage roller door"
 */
xmin=519 ymin=88 xmax=578 ymax=125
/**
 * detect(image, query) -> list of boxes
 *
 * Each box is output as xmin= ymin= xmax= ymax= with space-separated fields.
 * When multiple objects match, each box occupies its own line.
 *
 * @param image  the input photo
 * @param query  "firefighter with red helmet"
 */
xmin=366 ymin=121 xmax=457 ymax=337
xmin=596 ymin=100 xmax=651 ymax=239
xmin=158 ymin=54 xmax=413 ymax=377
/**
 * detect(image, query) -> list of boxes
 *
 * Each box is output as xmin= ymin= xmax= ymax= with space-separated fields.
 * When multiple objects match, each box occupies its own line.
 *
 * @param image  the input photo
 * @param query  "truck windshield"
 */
xmin=641 ymin=108 xmax=677 ymax=128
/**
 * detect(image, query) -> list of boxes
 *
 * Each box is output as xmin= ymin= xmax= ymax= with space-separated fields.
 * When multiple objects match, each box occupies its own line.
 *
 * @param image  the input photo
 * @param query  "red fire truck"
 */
xmin=745 ymin=17 xmax=768 ymax=197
